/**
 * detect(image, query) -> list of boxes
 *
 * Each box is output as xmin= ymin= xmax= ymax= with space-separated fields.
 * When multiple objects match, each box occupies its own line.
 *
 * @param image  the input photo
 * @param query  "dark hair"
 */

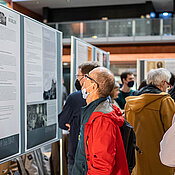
xmin=120 ymin=72 xmax=133 ymax=83
xmin=78 ymin=62 xmax=100 ymax=75
xmin=138 ymin=79 xmax=147 ymax=90
xmin=170 ymin=72 xmax=175 ymax=86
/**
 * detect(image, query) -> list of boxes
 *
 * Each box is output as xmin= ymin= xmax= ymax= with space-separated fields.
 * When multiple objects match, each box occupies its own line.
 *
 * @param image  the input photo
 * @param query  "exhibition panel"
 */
xmin=24 ymin=17 xmax=60 ymax=151
xmin=0 ymin=4 xmax=62 ymax=164
xmin=0 ymin=5 xmax=21 ymax=162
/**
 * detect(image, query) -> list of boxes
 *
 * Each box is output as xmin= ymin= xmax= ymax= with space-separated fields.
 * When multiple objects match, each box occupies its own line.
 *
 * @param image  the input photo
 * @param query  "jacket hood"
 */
xmin=87 ymin=100 xmax=124 ymax=127
xmin=125 ymin=92 xmax=170 ymax=112
xmin=110 ymin=104 xmax=125 ymax=127
xmin=137 ymin=84 xmax=162 ymax=95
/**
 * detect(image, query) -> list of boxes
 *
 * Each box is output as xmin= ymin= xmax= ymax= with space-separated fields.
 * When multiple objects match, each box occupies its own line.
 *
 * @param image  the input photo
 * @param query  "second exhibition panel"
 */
xmin=70 ymin=36 xmax=110 ymax=93
xmin=24 ymin=16 xmax=62 ymax=151
xmin=70 ymin=36 xmax=94 ymax=92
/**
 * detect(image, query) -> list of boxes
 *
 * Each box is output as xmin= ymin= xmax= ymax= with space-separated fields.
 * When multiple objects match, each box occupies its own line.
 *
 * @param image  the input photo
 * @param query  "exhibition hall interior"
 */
xmin=0 ymin=0 xmax=175 ymax=174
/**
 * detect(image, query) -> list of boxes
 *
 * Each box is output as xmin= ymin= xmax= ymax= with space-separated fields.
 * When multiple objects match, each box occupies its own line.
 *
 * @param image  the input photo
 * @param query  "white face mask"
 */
xmin=81 ymin=83 xmax=95 ymax=99
xmin=82 ymin=88 xmax=89 ymax=99
xmin=166 ymin=88 xmax=169 ymax=93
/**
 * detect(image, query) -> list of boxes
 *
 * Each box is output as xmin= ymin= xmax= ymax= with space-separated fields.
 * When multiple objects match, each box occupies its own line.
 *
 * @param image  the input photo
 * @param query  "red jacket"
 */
xmin=84 ymin=100 xmax=129 ymax=175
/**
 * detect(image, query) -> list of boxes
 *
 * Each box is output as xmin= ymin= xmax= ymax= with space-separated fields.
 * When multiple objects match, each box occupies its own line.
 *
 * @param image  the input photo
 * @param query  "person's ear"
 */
xmin=159 ymin=81 xmax=165 ymax=91
xmin=123 ymin=78 xmax=127 ymax=84
xmin=95 ymin=83 xmax=98 ymax=89
xmin=160 ymin=80 xmax=165 ymax=87
xmin=93 ymin=83 xmax=98 ymax=90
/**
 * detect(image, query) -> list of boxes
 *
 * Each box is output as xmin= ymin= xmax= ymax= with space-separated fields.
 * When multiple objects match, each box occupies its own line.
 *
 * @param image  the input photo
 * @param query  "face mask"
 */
xmin=82 ymin=88 xmax=90 ymax=99
xmin=166 ymin=88 xmax=169 ymax=93
xmin=81 ymin=84 xmax=94 ymax=99
xmin=75 ymin=79 xmax=82 ymax=90
xmin=127 ymin=81 xmax=134 ymax=87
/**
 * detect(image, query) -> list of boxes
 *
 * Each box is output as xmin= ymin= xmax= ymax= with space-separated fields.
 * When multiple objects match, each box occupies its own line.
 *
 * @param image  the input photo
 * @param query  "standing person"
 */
xmin=72 ymin=67 xmax=129 ymax=175
xmin=125 ymin=68 xmax=175 ymax=175
xmin=110 ymin=82 xmax=121 ymax=110
xmin=169 ymin=72 xmax=175 ymax=101
xmin=133 ymin=79 xmax=147 ymax=96
xmin=58 ymin=62 xmax=100 ymax=175
xmin=116 ymin=72 xmax=135 ymax=109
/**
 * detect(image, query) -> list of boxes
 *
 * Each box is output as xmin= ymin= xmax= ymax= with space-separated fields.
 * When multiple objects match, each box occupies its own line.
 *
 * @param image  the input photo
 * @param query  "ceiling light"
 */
xmin=150 ymin=12 xmax=156 ymax=18
xmin=102 ymin=17 xmax=108 ymax=20
xmin=92 ymin=36 xmax=97 ymax=39
xmin=163 ymin=12 xmax=169 ymax=17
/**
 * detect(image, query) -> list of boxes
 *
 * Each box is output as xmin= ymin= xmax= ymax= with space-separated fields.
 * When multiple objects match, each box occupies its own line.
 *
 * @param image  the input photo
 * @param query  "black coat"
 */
xmin=169 ymin=84 xmax=175 ymax=101
xmin=135 ymin=84 xmax=162 ymax=96
xmin=58 ymin=91 xmax=86 ymax=164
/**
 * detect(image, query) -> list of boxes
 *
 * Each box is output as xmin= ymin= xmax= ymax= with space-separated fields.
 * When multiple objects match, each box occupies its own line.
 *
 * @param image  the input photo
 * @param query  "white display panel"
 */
xmin=24 ymin=18 xmax=58 ymax=151
xmin=0 ymin=5 xmax=20 ymax=161
xmin=165 ymin=60 xmax=175 ymax=75
xmin=76 ymin=39 xmax=93 ymax=72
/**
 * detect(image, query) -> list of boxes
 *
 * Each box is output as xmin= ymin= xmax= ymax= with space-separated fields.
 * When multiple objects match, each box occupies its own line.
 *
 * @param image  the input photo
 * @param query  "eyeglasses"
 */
xmin=85 ymin=74 xmax=99 ymax=88
xmin=165 ymin=81 xmax=170 ymax=88
xmin=75 ymin=74 xmax=84 ymax=78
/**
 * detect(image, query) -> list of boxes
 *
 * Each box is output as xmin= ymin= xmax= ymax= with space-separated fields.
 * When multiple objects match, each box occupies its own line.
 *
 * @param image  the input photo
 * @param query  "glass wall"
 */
xmin=109 ymin=19 xmax=132 ymax=37
xmin=173 ymin=18 xmax=175 ymax=35
xmin=58 ymin=23 xmax=81 ymax=38
xmin=83 ymin=21 xmax=106 ymax=37
xmin=163 ymin=18 xmax=172 ymax=36
xmin=47 ymin=18 xmax=175 ymax=39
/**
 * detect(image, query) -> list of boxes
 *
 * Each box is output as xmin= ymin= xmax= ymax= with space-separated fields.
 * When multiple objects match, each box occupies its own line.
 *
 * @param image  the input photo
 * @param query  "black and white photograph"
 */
xmin=43 ymin=79 xmax=56 ymax=100
xmin=27 ymin=103 xmax=47 ymax=131
xmin=0 ymin=11 xmax=6 ymax=25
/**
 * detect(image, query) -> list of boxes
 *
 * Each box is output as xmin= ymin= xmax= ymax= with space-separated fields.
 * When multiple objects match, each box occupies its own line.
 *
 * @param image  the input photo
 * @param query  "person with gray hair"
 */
xmin=124 ymin=68 xmax=175 ymax=175
xmin=136 ymin=68 xmax=171 ymax=96
xmin=147 ymin=68 xmax=171 ymax=90
xmin=72 ymin=67 xmax=129 ymax=175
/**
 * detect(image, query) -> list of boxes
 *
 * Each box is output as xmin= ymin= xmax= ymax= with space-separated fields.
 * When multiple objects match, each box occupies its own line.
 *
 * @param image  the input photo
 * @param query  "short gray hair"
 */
xmin=147 ymin=68 xmax=171 ymax=86
xmin=91 ymin=67 xmax=115 ymax=98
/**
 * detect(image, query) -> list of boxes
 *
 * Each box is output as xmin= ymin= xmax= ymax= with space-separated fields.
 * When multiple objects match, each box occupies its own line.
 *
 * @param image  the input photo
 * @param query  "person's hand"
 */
xmin=65 ymin=123 xmax=70 ymax=131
